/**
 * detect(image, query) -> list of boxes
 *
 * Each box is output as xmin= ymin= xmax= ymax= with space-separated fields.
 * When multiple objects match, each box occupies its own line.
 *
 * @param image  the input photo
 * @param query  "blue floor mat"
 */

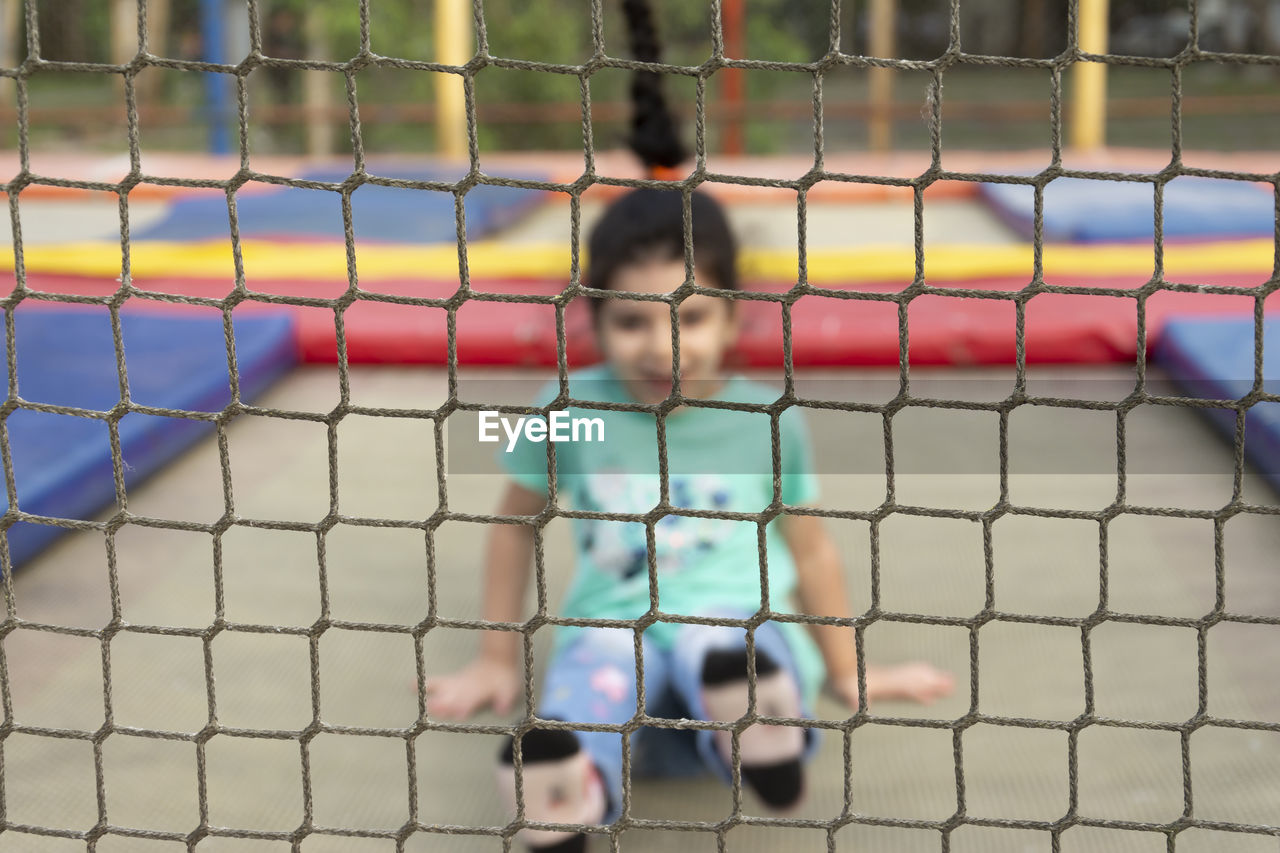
xmin=133 ymin=166 xmax=549 ymax=244
xmin=4 ymin=308 xmax=296 ymax=569
xmin=979 ymin=177 xmax=1275 ymax=243
xmin=1154 ymin=316 xmax=1280 ymax=494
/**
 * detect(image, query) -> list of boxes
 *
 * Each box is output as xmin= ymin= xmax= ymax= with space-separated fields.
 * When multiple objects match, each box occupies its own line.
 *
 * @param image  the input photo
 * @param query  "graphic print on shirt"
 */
xmin=578 ymin=472 xmax=735 ymax=581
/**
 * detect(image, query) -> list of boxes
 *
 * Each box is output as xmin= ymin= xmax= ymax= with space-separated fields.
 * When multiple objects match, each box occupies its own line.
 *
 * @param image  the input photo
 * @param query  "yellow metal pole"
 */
xmin=868 ymin=0 xmax=895 ymax=153
xmin=435 ymin=0 xmax=472 ymax=161
xmin=1070 ymin=0 xmax=1109 ymax=150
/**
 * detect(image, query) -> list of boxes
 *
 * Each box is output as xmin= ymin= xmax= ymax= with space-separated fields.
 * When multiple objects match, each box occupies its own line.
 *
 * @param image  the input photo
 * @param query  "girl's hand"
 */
xmin=423 ymin=657 xmax=522 ymax=720
xmin=830 ymin=662 xmax=955 ymax=711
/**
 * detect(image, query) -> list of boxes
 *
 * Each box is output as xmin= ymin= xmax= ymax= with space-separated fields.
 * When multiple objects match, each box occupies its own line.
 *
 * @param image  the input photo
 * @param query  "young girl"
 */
xmin=423 ymin=3 xmax=953 ymax=850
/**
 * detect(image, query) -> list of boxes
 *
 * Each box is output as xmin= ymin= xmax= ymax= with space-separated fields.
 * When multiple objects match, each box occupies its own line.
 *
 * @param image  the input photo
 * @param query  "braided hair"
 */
xmin=585 ymin=1 xmax=739 ymax=308
xmin=620 ymin=0 xmax=687 ymax=170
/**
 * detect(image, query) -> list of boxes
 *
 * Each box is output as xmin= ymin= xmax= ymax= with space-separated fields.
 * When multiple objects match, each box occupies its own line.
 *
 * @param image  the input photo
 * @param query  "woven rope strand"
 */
xmin=0 ymin=1 xmax=1276 ymax=851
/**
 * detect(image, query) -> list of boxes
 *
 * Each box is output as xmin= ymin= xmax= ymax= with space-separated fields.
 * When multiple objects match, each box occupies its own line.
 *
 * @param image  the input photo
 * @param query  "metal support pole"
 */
xmin=146 ymin=0 xmax=170 ymax=57
xmin=434 ymin=0 xmax=472 ymax=161
xmin=110 ymin=0 xmax=135 ymax=62
xmin=1070 ymin=0 xmax=1109 ymax=151
xmin=303 ymin=7 xmax=334 ymax=157
xmin=109 ymin=0 xmax=134 ymax=103
xmin=200 ymin=0 xmax=230 ymax=154
xmin=721 ymin=0 xmax=745 ymax=156
xmin=138 ymin=0 xmax=172 ymax=104
xmin=0 ymin=0 xmax=19 ymax=106
xmin=868 ymin=0 xmax=895 ymax=152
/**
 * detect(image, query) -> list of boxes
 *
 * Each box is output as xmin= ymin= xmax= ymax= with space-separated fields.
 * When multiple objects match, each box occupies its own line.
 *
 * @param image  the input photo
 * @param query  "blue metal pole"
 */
xmin=200 ymin=0 xmax=229 ymax=154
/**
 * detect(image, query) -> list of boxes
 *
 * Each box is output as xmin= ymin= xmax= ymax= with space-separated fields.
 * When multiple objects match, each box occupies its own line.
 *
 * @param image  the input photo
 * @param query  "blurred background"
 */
xmin=2 ymin=3 xmax=1278 ymax=850
xmin=5 ymin=0 xmax=1280 ymax=159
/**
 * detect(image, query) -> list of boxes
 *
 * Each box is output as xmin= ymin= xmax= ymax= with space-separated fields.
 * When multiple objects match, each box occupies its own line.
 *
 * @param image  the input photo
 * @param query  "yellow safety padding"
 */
xmin=8 ymin=238 xmax=1274 ymax=286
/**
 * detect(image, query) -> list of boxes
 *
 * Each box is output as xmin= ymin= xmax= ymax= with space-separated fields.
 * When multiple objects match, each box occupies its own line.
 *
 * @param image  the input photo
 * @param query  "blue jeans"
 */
xmin=537 ymin=617 xmax=820 ymax=823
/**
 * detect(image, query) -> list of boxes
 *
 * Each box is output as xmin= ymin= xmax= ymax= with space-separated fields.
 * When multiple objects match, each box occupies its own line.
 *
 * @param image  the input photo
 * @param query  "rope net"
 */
xmin=1 ymin=0 xmax=1278 ymax=850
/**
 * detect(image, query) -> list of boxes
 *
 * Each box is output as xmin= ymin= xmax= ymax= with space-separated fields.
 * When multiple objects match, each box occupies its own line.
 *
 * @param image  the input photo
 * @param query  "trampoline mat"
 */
xmin=4 ymin=367 xmax=1278 ymax=852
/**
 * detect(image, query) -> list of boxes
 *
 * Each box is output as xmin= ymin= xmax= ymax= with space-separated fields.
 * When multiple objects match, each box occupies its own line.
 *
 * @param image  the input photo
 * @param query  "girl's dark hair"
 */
xmin=585 ymin=0 xmax=738 ymax=307
xmin=621 ymin=0 xmax=685 ymax=169
xmin=587 ymin=189 xmax=737 ymax=298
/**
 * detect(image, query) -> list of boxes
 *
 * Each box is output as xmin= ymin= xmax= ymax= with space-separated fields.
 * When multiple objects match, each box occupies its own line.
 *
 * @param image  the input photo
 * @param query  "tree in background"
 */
xmin=12 ymin=0 xmax=1278 ymax=155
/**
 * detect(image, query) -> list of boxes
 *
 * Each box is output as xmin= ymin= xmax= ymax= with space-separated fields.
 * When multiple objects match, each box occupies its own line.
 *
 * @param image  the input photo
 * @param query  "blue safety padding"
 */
xmin=1154 ymin=316 xmax=1280 ymax=494
xmin=134 ymin=166 xmax=549 ymax=243
xmin=3 ymin=308 xmax=297 ymax=569
xmin=978 ymin=177 xmax=1275 ymax=243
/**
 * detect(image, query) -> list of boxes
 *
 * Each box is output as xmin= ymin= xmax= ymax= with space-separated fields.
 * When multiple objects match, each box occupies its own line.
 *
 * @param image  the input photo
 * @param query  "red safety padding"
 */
xmin=14 ymin=272 xmax=1273 ymax=367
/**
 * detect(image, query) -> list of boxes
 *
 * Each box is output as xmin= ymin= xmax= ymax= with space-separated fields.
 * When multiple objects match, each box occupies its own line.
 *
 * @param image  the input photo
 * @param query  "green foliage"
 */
xmin=481 ymin=0 xmax=591 ymax=63
xmin=31 ymin=0 xmax=111 ymax=62
xmin=17 ymin=0 xmax=1278 ymax=156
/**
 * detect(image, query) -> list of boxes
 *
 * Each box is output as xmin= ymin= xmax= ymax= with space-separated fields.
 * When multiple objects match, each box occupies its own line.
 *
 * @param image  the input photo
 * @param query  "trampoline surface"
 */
xmin=5 ymin=366 xmax=1278 ymax=853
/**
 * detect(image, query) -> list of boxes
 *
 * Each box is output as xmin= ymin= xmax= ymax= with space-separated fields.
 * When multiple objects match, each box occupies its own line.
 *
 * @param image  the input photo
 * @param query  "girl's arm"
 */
xmin=782 ymin=513 xmax=857 ymax=687
xmin=782 ymin=513 xmax=954 ymax=709
xmin=423 ymin=480 xmax=548 ymax=719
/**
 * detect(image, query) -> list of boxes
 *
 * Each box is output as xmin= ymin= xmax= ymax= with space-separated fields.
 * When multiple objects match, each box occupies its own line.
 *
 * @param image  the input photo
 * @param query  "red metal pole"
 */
xmin=721 ymin=0 xmax=745 ymax=156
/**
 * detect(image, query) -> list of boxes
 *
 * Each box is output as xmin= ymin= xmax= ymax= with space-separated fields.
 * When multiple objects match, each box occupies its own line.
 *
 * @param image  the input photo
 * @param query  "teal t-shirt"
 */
xmin=499 ymin=364 xmax=826 ymax=706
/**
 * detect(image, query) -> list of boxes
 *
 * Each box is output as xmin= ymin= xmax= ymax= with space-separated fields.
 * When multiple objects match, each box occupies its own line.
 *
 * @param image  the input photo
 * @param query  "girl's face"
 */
xmin=596 ymin=257 xmax=739 ymax=405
